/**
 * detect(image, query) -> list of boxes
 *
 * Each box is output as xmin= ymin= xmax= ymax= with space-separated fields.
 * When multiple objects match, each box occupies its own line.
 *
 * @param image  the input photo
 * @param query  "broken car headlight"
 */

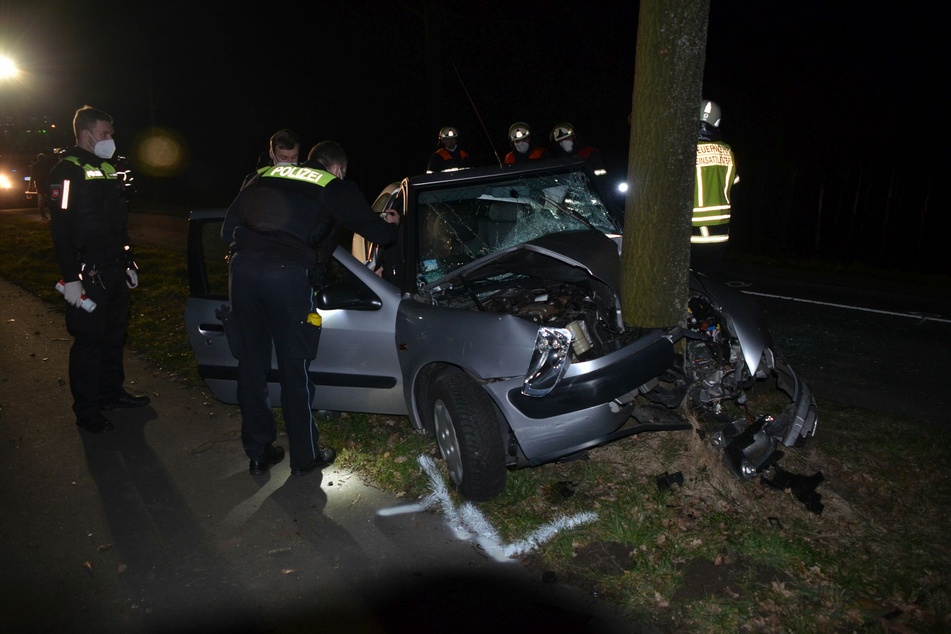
xmin=522 ymin=327 xmax=572 ymax=397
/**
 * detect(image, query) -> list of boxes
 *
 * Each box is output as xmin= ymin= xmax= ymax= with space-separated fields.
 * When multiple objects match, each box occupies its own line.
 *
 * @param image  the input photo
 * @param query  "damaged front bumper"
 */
xmin=713 ymin=353 xmax=818 ymax=478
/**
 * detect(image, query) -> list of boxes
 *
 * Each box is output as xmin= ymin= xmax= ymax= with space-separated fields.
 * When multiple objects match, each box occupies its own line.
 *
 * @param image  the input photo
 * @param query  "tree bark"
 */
xmin=621 ymin=0 xmax=710 ymax=328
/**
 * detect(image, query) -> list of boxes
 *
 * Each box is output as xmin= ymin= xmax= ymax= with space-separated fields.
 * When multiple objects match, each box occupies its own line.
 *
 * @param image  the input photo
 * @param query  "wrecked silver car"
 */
xmin=185 ymin=158 xmax=817 ymax=501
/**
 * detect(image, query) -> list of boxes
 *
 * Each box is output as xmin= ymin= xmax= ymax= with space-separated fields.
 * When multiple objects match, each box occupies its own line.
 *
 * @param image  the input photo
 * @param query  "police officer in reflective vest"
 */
xmin=692 ymin=100 xmax=740 ymax=277
xmin=48 ymin=105 xmax=150 ymax=434
xmin=222 ymin=140 xmax=399 ymax=478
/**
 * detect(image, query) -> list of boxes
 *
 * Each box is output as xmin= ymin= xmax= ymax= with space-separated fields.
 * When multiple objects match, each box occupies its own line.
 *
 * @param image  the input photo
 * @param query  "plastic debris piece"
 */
xmin=761 ymin=466 xmax=825 ymax=515
xmin=656 ymin=471 xmax=684 ymax=492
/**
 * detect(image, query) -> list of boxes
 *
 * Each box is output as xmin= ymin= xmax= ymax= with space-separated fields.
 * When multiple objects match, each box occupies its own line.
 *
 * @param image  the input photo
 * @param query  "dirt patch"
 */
xmin=573 ymin=541 xmax=637 ymax=576
xmin=672 ymin=555 xmax=789 ymax=601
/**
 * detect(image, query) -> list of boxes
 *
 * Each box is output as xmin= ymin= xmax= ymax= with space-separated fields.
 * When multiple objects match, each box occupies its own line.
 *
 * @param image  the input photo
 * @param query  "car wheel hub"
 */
xmin=433 ymin=399 xmax=464 ymax=485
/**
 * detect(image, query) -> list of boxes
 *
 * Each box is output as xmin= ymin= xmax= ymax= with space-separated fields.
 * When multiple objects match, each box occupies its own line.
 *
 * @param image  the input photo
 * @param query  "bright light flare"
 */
xmin=133 ymin=127 xmax=189 ymax=178
xmin=0 ymin=56 xmax=19 ymax=79
xmin=617 ymin=182 xmax=629 ymax=193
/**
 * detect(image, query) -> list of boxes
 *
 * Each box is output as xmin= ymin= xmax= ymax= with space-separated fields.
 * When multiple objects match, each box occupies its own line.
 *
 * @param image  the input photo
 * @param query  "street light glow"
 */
xmin=0 ymin=56 xmax=19 ymax=79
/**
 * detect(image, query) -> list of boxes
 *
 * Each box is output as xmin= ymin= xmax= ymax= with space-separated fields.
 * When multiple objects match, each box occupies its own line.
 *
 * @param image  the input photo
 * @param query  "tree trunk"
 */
xmin=621 ymin=0 xmax=710 ymax=328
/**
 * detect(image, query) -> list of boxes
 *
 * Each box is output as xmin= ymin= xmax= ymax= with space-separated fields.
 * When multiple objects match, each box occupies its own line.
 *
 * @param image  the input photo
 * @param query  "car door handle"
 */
xmin=198 ymin=323 xmax=224 ymax=336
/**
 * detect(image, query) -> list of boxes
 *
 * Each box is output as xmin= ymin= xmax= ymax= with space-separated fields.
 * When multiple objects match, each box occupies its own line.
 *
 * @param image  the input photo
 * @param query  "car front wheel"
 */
xmin=431 ymin=370 xmax=507 ymax=502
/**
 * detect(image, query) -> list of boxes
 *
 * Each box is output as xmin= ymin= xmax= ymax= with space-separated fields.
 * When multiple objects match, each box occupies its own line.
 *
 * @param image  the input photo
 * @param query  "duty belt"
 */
xmin=83 ymin=255 xmax=125 ymax=268
xmin=80 ymin=256 xmax=125 ymax=289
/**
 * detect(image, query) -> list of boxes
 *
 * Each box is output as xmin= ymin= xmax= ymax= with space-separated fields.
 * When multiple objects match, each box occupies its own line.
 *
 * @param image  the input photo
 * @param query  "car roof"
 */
xmin=406 ymin=156 xmax=592 ymax=189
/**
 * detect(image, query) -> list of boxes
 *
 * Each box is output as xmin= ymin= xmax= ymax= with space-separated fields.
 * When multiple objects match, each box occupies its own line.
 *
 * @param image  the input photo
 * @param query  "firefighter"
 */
xmin=549 ymin=122 xmax=606 ymax=176
xmin=503 ymin=122 xmax=547 ymax=164
xmin=47 ymin=105 xmax=150 ymax=433
xmin=692 ymin=99 xmax=740 ymax=277
xmin=426 ymin=126 xmax=472 ymax=173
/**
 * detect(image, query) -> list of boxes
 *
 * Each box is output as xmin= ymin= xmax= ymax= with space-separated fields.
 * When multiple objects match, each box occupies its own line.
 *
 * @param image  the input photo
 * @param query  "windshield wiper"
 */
xmin=541 ymin=197 xmax=599 ymax=232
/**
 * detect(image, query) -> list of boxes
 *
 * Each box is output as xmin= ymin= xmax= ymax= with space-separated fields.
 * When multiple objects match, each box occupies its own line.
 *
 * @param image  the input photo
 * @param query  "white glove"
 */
xmin=63 ymin=281 xmax=86 ymax=307
xmin=126 ymin=268 xmax=138 ymax=288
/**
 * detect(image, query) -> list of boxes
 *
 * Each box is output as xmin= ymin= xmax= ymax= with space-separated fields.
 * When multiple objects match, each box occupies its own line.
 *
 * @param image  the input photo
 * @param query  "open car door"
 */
xmin=184 ymin=210 xmax=407 ymax=416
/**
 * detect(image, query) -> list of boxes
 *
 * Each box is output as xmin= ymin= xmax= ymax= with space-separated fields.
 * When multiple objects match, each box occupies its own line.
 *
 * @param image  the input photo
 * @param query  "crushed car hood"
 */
xmin=425 ymin=229 xmax=621 ymax=303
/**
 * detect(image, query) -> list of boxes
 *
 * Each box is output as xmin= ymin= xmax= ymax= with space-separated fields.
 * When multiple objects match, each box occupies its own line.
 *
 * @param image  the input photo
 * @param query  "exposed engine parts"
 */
xmin=430 ymin=279 xmax=621 ymax=362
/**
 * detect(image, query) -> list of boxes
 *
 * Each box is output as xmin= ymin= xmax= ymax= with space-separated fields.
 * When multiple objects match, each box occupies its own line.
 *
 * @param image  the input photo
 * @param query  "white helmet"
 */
xmin=700 ymin=99 xmax=722 ymax=127
xmin=508 ymin=122 xmax=531 ymax=142
xmin=438 ymin=126 xmax=459 ymax=141
xmin=550 ymin=122 xmax=574 ymax=143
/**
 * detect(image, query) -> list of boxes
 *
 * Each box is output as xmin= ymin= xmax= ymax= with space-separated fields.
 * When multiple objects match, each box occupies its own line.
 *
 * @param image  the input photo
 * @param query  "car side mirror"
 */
xmin=315 ymin=282 xmax=382 ymax=311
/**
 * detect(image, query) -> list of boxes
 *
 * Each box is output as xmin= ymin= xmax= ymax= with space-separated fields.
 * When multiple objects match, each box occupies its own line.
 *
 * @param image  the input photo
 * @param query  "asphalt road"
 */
xmin=719 ymin=263 xmax=951 ymax=428
xmin=0 ymin=205 xmax=634 ymax=633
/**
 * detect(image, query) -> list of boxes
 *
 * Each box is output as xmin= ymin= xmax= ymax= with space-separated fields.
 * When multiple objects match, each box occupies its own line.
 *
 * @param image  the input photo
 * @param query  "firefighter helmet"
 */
xmin=550 ymin=123 xmax=575 ymax=143
xmin=700 ymin=100 xmax=722 ymax=127
xmin=438 ymin=126 xmax=459 ymax=141
xmin=508 ymin=122 xmax=531 ymax=142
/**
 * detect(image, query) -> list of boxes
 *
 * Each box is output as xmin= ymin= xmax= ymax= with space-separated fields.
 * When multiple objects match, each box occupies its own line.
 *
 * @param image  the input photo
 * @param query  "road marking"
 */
xmin=378 ymin=455 xmax=597 ymax=563
xmin=739 ymin=290 xmax=951 ymax=324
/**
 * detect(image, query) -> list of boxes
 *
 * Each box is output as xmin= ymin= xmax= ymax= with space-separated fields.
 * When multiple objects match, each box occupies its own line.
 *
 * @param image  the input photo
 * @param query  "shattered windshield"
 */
xmin=416 ymin=166 xmax=620 ymax=285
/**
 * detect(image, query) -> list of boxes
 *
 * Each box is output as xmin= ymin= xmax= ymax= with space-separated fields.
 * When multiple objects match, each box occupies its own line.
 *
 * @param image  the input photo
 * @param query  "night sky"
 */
xmin=2 ymin=1 xmax=945 ymax=266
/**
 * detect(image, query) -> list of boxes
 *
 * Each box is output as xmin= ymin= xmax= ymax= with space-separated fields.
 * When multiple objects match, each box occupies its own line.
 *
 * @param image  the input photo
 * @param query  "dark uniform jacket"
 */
xmin=222 ymin=160 xmax=398 ymax=270
xmin=503 ymin=144 xmax=548 ymax=165
xmin=551 ymin=142 xmax=606 ymax=175
xmin=427 ymin=146 xmax=472 ymax=172
xmin=47 ymin=146 xmax=131 ymax=283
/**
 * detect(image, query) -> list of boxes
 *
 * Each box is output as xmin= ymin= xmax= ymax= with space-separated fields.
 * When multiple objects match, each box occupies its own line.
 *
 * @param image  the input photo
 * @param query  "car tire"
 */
xmin=431 ymin=370 xmax=507 ymax=502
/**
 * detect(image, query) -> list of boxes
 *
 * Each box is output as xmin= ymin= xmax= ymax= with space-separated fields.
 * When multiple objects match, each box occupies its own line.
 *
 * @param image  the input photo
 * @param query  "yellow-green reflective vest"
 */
xmin=693 ymin=141 xmax=738 ymax=244
xmin=64 ymin=155 xmax=119 ymax=181
xmin=258 ymin=164 xmax=336 ymax=187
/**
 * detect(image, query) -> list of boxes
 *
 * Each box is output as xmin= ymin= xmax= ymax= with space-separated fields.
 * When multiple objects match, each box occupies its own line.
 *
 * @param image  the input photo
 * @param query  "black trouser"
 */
xmin=229 ymin=252 xmax=321 ymax=468
xmin=690 ymin=242 xmax=728 ymax=279
xmin=65 ymin=263 xmax=129 ymax=419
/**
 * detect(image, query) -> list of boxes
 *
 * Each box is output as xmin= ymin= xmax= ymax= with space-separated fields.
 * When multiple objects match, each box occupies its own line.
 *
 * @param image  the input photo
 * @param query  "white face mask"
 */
xmin=93 ymin=138 xmax=116 ymax=159
xmin=514 ymin=141 xmax=529 ymax=154
xmin=270 ymin=148 xmax=298 ymax=167
xmin=559 ymin=140 xmax=574 ymax=153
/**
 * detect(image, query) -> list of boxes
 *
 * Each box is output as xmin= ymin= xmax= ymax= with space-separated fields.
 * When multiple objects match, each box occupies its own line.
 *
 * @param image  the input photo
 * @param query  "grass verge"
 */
xmin=3 ymin=213 xmax=949 ymax=632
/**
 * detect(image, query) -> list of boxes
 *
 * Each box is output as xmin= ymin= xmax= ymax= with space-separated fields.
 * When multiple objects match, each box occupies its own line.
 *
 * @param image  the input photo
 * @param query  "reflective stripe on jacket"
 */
xmin=693 ymin=141 xmax=737 ymax=244
xmin=48 ymin=148 xmax=130 ymax=280
xmin=56 ymin=156 xmax=120 ymax=209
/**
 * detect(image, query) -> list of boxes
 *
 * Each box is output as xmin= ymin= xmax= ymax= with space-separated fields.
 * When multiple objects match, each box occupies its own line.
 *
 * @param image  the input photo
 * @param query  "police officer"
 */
xmin=692 ymin=99 xmax=740 ymax=277
xmin=503 ymin=122 xmax=548 ymax=165
xmin=240 ymin=128 xmax=301 ymax=190
xmin=48 ymin=105 xmax=150 ymax=434
xmin=222 ymin=140 xmax=400 ymax=478
xmin=29 ymin=151 xmax=55 ymax=220
xmin=426 ymin=126 xmax=472 ymax=173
